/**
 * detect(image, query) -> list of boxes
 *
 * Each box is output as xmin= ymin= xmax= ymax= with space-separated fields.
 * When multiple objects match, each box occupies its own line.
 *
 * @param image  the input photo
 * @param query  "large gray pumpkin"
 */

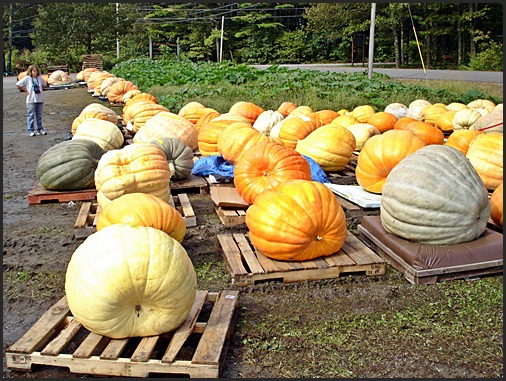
xmin=151 ymin=137 xmax=194 ymax=180
xmin=380 ymin=145 xmax=490 ymax=245
xmin=36 ymin=139 xmax=104 ymax=190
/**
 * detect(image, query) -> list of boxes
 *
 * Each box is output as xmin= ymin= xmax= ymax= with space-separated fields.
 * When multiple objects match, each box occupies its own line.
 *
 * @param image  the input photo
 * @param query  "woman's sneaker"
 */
xmin=29 ymin=132 xmax=35 ymax=137
xmin=38 ymin=129 xmax=47 ymax=135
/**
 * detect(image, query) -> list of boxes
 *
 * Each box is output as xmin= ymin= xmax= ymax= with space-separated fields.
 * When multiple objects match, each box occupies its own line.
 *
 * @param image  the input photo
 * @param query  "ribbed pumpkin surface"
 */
xmin=234 ymin=142 xmax=312 ymax=204
xmin=380 ymin=145 xmax=490 ymax=245
xmin=65 ymin=224 xmax=196 ymax=339
xmin=96 ymin=193 xmax=186 ymax=243
xmin=218 ymin=122 xmax=284 ymax=165
xmin=36 ymin=139 xmax=104 ymax=190
xmin=73 ymin=118 xmax=124 ymax=153
xmin=295 ymin=124 xmax=356 ymax=171
xmin=466 ymin=133 xmax=503 ymax=191
xmin=133 ymin=111 xmax=198 ymax=151
xmin=444 ymin=129 xmax=482 ymax=155
xmin=94 ymin=142 xmax=171 ymax=207
xmin=355 ymin=130 xmax=426 ymax=194
xmin=246 ymin=180 xmax=347 ymax=261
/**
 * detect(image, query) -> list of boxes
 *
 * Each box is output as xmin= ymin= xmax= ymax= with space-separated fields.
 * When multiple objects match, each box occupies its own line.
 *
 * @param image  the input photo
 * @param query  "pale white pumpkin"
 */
xmin=452 ymin=108 xmax=482 ymax=131
xmin=252 ymin=110 xmax=285 ymax=134
xmin=406 ymin=99 xmax=431 ymax=120
xmin=133 ymin=111 xmax=199 ymax=151
xmin=384 ymin=103 xmax=408 ymax=119
xmin=345 ymin=123 xmax=381 ymax=151
xmin=65 ymin=224 xmax=197 ymax=339
xmin=380 ymin=145 xmax=490 ymax=245
xmin=73 ymin=118 xmax=124 ymax=152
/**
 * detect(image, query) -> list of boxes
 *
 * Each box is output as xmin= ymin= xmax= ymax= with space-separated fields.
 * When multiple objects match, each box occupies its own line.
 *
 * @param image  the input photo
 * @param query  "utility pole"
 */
xmin=116 ymin=3 xmax=120 ymax=58
xmin=219 ymin=16 xmax=224 ymax=62
xmin=368 ymin=3 xmax=376 ymax=79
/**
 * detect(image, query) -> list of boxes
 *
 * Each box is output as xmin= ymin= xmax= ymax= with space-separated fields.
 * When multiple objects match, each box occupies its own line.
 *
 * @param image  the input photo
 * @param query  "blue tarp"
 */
xmin=191 ymin=154 xmax=330 ymax=184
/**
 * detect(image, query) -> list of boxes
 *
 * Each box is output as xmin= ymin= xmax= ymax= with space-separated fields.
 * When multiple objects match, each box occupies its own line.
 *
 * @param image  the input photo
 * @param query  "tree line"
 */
xmin=3 ymin=3 xmax=503 ymax=74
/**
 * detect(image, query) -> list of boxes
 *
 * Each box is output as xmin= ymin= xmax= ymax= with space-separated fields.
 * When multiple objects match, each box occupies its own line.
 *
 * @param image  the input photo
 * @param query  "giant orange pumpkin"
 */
xmin=246 ymin=180 xmax=348 ymax=261
xmin=444 ymin=129 xmax=482 ymax=155
xmin=234 ymin=142 xmax=312 ymax=204
xmin=277 ymin=101 xmax=298 ymax=118
xmin=396 ymin=121 xmax=444 ymax=145
xmin=489 ymin=182 xmax=503 ymax=227
xmin=198 ymin=118 xmax=243 ymax=156
xmin=217 ymin=122 xmax=284 ymax=165
xmin=295 ymin=124 xmax=356 ymax=171
xmin=366 ymin=111 xmax=398 ymax=133
xmin=107 ymin=80 xmax=139 ymax=104
xmin=269 ymin=115 xmax=320 ymax=149
xmin=96 ymin=192 xmax=186 ymax=243
xmin=228 ymin=101 xmax=265 ymax=124
xmin=355 ymin=129 xmax=427 ymax=194
xmin=466 ymin=133 xmax=503 ymax=191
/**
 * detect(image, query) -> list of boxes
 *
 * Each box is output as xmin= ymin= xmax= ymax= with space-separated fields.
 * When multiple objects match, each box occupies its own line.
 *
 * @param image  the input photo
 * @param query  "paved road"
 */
xmin=251 ymin=64 xmax=503 ymax=83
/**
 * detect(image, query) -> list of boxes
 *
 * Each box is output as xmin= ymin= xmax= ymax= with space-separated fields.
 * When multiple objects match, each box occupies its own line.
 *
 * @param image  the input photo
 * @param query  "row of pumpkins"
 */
xmin=18 ymin=69 xmax=73 ymax=86
xmin=35 ymin=69 xmax=503 ymax=341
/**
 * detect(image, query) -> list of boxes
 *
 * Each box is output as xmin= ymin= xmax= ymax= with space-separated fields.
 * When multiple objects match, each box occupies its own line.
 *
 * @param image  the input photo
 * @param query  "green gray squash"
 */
xmin=380 ymin=145 xmax=490 ymax=245
xmin=36 ymin=139 xmax=104 ymax=190
xmin=151 ymin=137 xmax=194 ymax=180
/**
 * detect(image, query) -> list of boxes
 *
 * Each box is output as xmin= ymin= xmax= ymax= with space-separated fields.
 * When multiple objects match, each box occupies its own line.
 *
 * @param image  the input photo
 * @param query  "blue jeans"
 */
xmin=27 ymin=102 xmax=44 ymax=133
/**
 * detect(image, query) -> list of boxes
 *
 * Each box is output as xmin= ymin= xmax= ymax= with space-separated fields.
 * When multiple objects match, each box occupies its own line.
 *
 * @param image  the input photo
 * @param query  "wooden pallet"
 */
xmin=74 ymin=194 xmax=196 ymax=239
xmin=47 ymin=65 xmax=69 ymax=74
xmin=171 ymin=174 xmax=209 ymax=195
xmin=215 ymin=206 xmax=248 ymax=227
xmin=81 ymin=54 xmax=103 ymax=71
xmin=358 ymin=218 xmax=503 ymax=285
xmin=217 ymin=232 xmax=385 ymax=286
xmin=73 ymin=201 xmax=102 ymax=239
xmin=5 ymin=290 xmax=239 ymax=378
xmin=326 ymin=160 xmax=358 ymax=185
xmin=169 ymin=193 xmax=197 ymax=227
xmin=210 ymin=187 xmax=249 ymax=227
xmin=27 ymin=181 xmax=97 ymax=204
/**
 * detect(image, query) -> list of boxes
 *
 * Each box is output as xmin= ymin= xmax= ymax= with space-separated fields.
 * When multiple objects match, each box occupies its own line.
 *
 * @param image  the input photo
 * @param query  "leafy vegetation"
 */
xmin=111 ymin=58 xmax=503 ymax=113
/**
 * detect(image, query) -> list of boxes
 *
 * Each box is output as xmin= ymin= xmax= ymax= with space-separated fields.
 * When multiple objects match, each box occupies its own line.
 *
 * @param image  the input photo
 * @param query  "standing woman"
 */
xmin=16 ymin=64 xmax=48 ymax=136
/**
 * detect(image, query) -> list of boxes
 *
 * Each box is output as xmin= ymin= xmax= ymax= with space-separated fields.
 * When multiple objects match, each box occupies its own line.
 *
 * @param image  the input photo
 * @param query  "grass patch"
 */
xmin=236 ymin=275 xmax=503 ymax=378
xmin=3 ymin=270 xmax=65 ymax=300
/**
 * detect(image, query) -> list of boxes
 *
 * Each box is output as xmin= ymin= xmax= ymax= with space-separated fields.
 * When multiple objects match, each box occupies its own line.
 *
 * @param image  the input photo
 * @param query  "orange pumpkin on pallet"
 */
xmin=246 ymin=180 xmax=348 ymax=261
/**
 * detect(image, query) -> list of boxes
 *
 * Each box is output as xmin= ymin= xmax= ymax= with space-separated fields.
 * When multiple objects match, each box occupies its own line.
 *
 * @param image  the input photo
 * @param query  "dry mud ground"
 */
xmin=2 ymin=75 xmax=503 ymax=379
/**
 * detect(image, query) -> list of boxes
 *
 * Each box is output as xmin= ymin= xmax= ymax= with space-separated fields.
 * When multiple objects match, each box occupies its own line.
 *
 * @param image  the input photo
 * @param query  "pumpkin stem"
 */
xmin=315 ymin=235 xmax=323 ymax=241
xmin=135 ymin=304 xmax=141 ymax=317
xmin=263 ymin=170 xmax=270 ymax=177
xmin=168 ymin=161 xmax=176 ymax=178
